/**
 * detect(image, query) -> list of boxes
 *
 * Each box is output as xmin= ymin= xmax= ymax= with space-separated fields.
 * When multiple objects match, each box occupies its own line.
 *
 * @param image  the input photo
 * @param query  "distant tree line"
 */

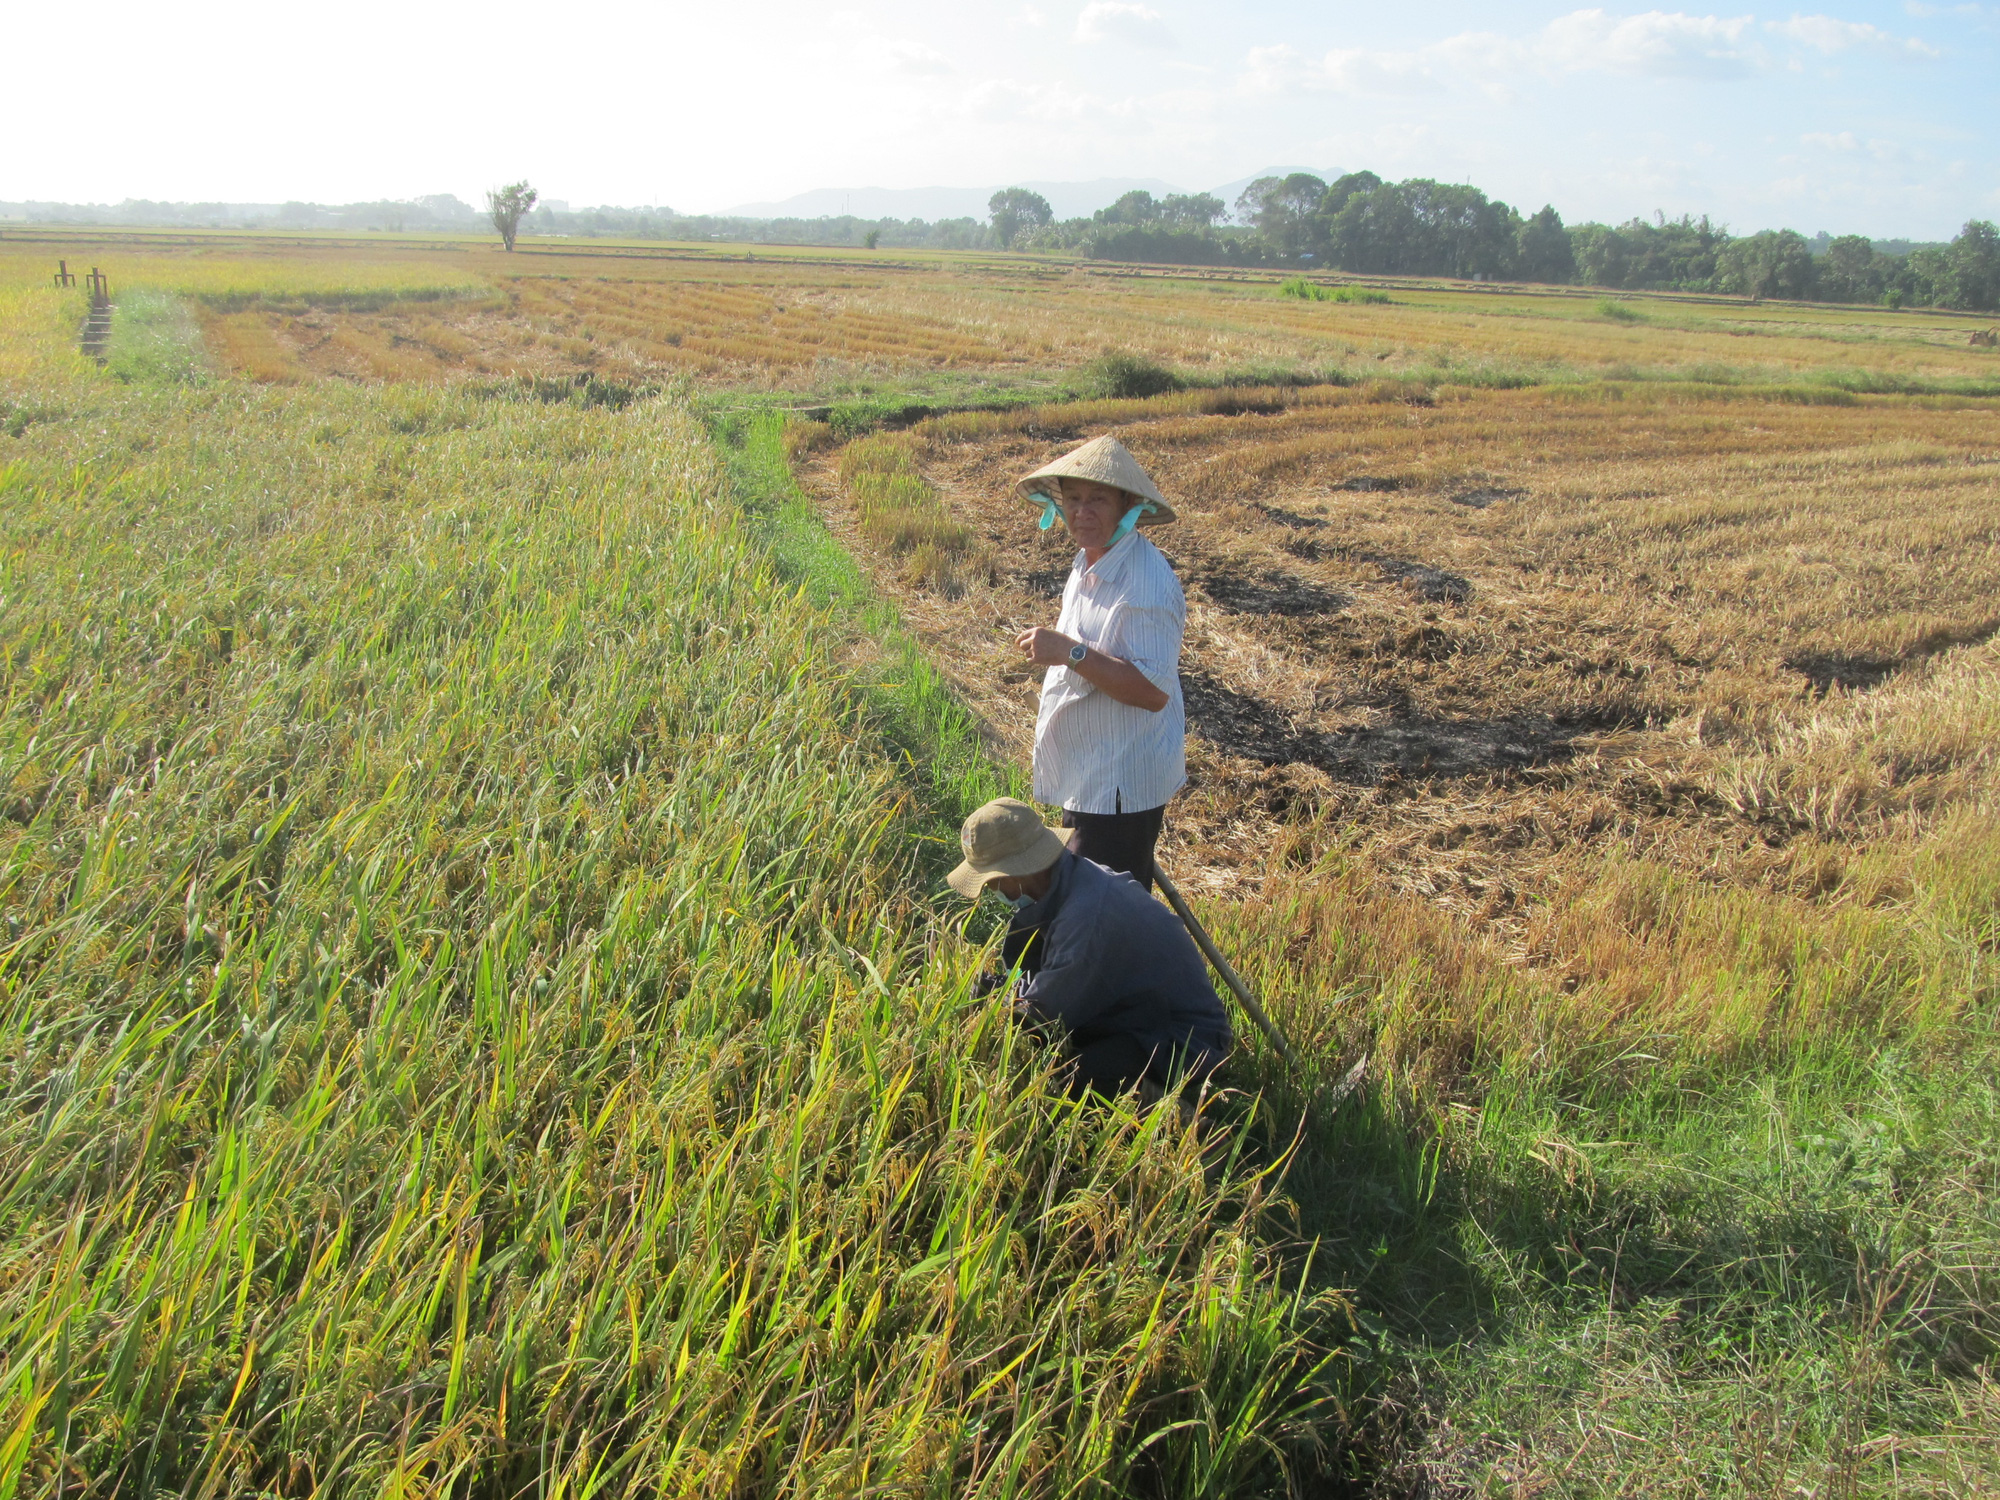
xmin=1028 ymin=171 xmax=1996 ymax=312
xmin=988 ymin=187 xmax=1270 ymax=266
xmin=10 ymin=179 xmax=1997 ymax=310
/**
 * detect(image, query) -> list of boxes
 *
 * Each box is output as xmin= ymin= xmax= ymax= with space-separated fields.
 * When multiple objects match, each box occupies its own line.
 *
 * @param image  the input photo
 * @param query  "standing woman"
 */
xmin=1013 ymin=435 xmax=1184 ymax=892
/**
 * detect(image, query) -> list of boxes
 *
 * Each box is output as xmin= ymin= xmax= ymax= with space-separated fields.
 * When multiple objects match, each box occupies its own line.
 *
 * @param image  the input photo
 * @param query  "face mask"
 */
xmin=1006 ymin=892 xmax=1034 ymax=912
xmin=1029 ymin=490 xmax=1062 ymax=532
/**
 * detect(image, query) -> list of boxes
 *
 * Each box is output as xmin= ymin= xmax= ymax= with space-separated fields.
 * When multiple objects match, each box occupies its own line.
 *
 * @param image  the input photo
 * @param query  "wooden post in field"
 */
xmin=55 ymin=260 xmax=75 ymax=287
xmin=86 ymin=267 xmax=110 ymax=307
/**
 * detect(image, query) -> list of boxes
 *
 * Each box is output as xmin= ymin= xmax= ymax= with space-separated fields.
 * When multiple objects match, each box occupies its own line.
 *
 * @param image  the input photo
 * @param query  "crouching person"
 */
xmin=948 ymin=797 xmax=1231 ymax=1098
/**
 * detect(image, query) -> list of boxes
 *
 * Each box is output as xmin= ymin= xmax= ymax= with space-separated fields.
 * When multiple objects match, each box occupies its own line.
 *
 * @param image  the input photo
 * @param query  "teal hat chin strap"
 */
xmin=1108 ymin=501 xmax=1157 ymax=546
xmin=1027 ymin=490 xmax=1157 ymax=543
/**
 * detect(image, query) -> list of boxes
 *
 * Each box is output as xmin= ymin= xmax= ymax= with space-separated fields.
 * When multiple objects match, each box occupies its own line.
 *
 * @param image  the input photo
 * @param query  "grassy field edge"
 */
xmin=708 ymin=405 xmax=1026 ymax=870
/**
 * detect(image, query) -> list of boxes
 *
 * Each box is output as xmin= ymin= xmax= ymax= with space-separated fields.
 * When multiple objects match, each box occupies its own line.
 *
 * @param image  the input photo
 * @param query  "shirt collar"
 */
xmin=1075 ymin=529 xmax=1143 ymax=585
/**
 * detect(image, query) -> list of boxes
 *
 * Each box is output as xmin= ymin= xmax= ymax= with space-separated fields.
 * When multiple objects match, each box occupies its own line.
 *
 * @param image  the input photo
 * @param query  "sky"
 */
xmin=4 ymin=1 xmax=1995 ymax=239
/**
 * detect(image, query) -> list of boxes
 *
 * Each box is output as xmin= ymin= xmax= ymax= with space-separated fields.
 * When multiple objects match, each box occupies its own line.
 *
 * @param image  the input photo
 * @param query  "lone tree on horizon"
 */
xmin=989 ymin=188 xmax=1053 ymax=250
xmin=487 ymin=182 xmax=538 ymax=251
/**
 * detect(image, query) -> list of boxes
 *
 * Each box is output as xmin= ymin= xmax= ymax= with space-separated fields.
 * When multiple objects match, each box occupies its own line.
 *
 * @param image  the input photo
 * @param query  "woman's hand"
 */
xmin=1015 ymin=627 xmax=1168 ymax=712
xmin=1016 ymin=627 xmax=1079 ymax=666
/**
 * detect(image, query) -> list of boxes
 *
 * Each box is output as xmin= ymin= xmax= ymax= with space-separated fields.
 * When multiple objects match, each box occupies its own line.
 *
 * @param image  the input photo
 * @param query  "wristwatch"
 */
xmin=1067 ymin=641 xmax=1088 ymax=665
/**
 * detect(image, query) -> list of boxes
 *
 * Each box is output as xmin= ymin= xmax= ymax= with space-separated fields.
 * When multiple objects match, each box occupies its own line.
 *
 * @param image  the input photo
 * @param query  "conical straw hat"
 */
xmin=1015 ymin=434 xmax=1177 ymax=526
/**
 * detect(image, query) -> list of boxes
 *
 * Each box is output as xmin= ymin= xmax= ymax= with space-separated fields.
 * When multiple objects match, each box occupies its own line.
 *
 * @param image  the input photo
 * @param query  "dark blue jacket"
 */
xmin=1008 ymin=852 xmax=1232 ymax=1058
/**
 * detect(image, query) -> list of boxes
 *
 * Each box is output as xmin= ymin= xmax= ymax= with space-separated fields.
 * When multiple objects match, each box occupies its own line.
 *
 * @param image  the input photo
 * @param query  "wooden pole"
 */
xmin=1153 ymin=864 xmax=1300 ymax=1067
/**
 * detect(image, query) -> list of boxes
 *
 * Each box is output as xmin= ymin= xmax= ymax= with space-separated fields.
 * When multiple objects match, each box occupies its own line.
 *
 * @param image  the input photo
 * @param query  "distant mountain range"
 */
xmin=722 ymin=169 xmax=1338 ymax=223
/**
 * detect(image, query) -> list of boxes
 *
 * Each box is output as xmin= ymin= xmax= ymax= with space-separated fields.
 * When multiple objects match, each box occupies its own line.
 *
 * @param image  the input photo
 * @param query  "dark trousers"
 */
xmin=1062 ymin=1034 xmax=1226 ymax=1098
xmin=1061 ymin=803 xmax=1165 ymax=893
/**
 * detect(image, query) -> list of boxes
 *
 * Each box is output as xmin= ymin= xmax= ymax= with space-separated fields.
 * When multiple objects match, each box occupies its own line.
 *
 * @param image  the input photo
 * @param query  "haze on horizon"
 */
xmin=6 ymin=0 xmax=1995 ymax=241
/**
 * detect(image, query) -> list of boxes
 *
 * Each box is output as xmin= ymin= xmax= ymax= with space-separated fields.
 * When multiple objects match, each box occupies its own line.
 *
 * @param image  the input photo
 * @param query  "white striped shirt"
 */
xmin=1033 ymin=531 xmax=1187 ymax=815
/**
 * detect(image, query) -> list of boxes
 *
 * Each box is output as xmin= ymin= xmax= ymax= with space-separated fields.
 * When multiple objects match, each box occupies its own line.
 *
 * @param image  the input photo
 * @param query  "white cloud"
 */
xmin=1796 ymin=129 xmax=1926 ymax=175
xmin=1014 ymin=5 xmax=1048 ymax=26
xmin=1240 ymin=9 xmax=1769 ymax=97
xmin=1768 ymin=14 xmax=1940 ymax=55
xmin=1243 ymin=40 xmax=1452 ymax=92
xmin=1074 ymin=1 xmax=1174 ymax=49
xmin=856 ymin=37 xmax=953 ymax=75
xmin=1321 ymin=46 xmax=1451 ymax=92
xmin=1237 ymin=5 xmax=1955 ymax=100
xmin=1539 ymin=9 xmax=1759 ymax=78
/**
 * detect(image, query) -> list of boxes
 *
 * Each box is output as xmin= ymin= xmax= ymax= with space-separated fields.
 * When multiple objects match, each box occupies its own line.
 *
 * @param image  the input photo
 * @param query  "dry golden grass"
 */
xmin=200 ymin=308 xmax=302 ymax=382
xmin=11 ymin=231 xmax=1992 ymax=391
xmin=247 ymin=270 xmax=1027 ymax=383
xmin=239 ymin=267 xmax=1999 ymax=390
xmin=800 ymin=383 xmax=2000 ymax=1063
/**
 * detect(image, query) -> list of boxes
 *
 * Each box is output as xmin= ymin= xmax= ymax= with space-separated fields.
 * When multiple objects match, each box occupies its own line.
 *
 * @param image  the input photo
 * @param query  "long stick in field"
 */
xmin=1153 ymin=864 xmax=1301 ymax=1068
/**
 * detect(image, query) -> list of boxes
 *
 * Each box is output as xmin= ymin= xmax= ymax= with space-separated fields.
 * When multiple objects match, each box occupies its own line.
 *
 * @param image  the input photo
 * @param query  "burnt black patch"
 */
xmin=1020 ymin=565 xmax=1070 ymax=599
xmin=1783 ymin=622 xmax=1998 ymax=697
xmin=1377 ymin=560 xmax=1473 ymax=604
xmin=1181 ymin=673 xmax=1330 ymax=770
xmin=1257 ymin=504 xmax=1328 ymax=529
xmin=1449 ymin=486 xmax=1525 ymax=509
xmin=1183 ymin=671 xmax=1616 ymax=782
xmin=1784 ymin=651 xmax=1898 ymax=695
xmin=1339 ymin=475 xmax=1404 ymax=492
xmin=1022 ymin=419 xmax=1085 ymax=442
xmin=1197 ymin=569 xmax=1351 ymax=618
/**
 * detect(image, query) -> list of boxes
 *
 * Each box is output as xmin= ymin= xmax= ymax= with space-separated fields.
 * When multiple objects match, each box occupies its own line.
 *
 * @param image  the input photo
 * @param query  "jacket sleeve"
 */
xmin=1017 ymin=893 xmax=1116 ymax=1033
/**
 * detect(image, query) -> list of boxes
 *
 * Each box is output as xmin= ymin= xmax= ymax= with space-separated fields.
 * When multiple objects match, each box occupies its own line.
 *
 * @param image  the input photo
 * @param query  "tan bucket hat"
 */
xmin=946 ymin=798 xmax=1069 ymax=897
xmin=1015 ymin=434 xmax=1177 ymax=526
